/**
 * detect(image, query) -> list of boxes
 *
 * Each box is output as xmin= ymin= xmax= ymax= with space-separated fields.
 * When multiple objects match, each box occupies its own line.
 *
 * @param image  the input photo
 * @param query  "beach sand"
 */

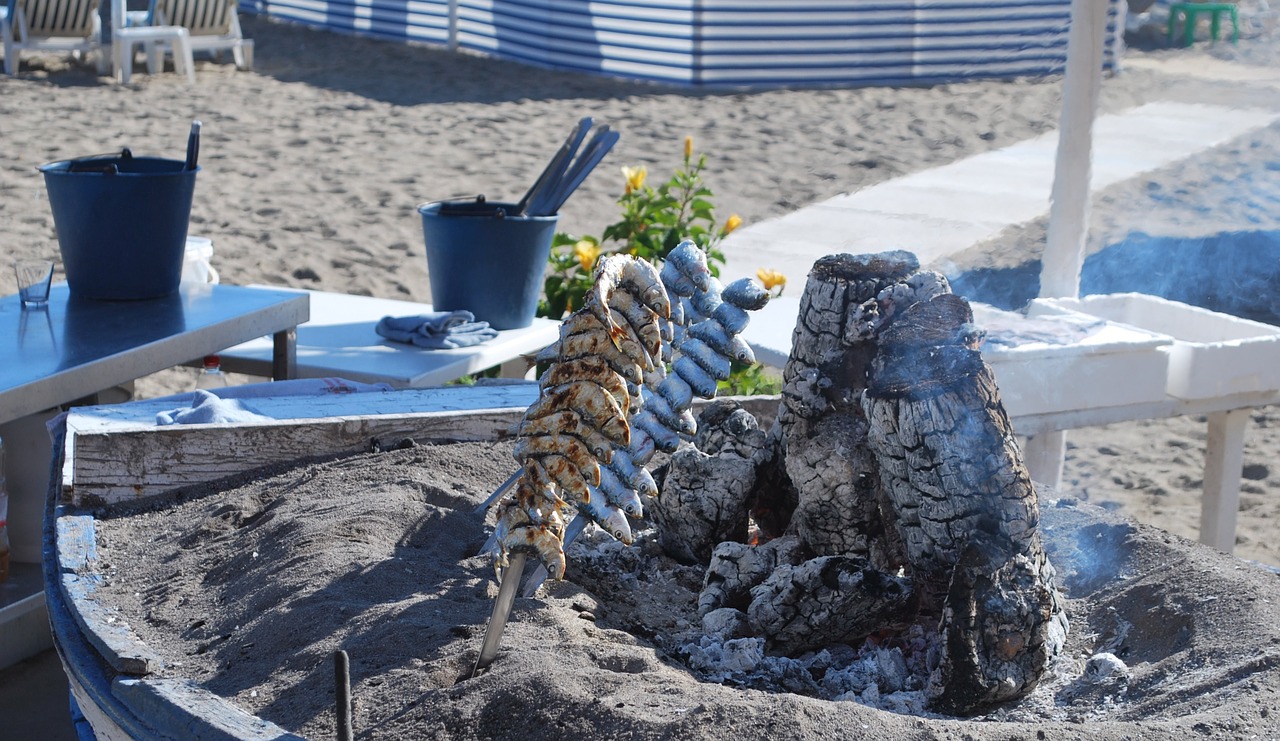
xmin=90 ymin=439 xmax=1280 ymax=739
xmin=2 ymin=5 xmax=1279 ymax=576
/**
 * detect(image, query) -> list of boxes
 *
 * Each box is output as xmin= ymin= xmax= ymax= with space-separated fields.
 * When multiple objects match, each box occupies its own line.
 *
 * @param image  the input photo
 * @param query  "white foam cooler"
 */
xmin=972 ymin=302 xmax=1173 ymax=418
xmin=1030 ymin=293 xmax=1280 ymax=402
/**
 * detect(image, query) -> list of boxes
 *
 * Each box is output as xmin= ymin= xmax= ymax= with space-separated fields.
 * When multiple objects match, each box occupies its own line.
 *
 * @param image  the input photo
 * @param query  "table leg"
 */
xmin=1199 ymin=408 xmax=1249 ymax=553
xmin=1024 ymin=430 xmax=1067 ymax=489
xmin=271 ymin=328 xmax=297 ymax=380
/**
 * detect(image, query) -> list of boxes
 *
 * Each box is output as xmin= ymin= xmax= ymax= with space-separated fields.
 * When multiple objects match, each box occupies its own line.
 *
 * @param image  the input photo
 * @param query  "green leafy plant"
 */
xmin=538 ymin=136 xmax=742 ymax=320
xmin=718 ymin=361 xmax=783 ymax=397
xmin=538 ymin=136 xmax=787 ymax=397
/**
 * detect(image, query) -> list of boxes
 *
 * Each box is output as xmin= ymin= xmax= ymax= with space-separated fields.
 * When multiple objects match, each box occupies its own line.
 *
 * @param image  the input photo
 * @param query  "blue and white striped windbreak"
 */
xmin=245 ymin=0 xmax=1125 ymax=88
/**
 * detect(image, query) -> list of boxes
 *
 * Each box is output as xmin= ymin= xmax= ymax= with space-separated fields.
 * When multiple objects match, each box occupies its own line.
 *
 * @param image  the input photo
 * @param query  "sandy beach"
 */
xmin=2 ymin=1 xmax=1279 ymax=579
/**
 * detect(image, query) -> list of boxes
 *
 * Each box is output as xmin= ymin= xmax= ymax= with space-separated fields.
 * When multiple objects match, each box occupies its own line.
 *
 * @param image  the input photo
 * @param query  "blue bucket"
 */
xmin=40 ymin=153 xmax=198 ymax=301
xmin=419 ymin=200 xmax=557 ymax=330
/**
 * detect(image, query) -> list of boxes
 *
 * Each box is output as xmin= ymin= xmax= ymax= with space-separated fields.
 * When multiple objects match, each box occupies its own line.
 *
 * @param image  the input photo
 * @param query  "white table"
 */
xmin=216 ymin=288 xmax=561 ymax=388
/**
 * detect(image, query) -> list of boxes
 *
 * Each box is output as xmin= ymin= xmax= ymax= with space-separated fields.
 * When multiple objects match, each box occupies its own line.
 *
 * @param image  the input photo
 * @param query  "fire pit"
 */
xmin=49 ymin=251 xmax=1280 ymax=739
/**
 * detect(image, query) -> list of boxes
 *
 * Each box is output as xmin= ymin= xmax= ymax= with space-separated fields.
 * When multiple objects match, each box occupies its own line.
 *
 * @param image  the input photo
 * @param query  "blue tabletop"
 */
xmin=0 ymin=283 xmax=309 ymax=422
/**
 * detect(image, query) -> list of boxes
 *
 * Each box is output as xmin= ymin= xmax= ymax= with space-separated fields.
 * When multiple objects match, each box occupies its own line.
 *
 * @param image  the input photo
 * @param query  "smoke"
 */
xmin=1079 ymin=231 xmax=1280 ymax=326
xmin=948 ymin=230 xmax=1280 ymax=326
xmin=1041 ymin=518 xmax=1134 ymax=597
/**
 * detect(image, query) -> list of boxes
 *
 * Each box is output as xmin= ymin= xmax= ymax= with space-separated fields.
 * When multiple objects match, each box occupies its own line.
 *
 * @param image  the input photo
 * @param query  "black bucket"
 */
xmin=39 ymin=152 xmax=198 ymax=300
xmin=419 ymin=199 xmax=557 ymax=330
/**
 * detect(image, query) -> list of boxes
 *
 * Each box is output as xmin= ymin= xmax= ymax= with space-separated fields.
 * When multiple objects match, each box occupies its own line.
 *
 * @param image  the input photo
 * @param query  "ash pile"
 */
xmin=630 ymin=251 xmax=1068 ymax=717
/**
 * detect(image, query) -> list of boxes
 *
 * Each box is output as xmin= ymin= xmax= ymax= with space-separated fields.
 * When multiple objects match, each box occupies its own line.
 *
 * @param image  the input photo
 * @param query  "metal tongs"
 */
xmin=515 ymin=116 xmax=620 ymax=217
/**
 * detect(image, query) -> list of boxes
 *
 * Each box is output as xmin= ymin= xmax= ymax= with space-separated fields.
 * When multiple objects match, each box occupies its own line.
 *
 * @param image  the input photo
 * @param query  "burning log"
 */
xmin=861 ymin=292 xmax=1067 ymax=714
xmin=650 ymin=399 xmax=773 ymax=564
xmin=666 ymin=251 xmax=1068 ymax=716
xmin=772 ymin=252 xmax=919 ymax=569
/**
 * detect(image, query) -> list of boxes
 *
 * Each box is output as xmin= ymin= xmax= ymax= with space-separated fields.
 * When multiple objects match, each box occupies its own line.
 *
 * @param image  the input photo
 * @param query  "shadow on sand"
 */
xmin=236 ymin=14 xmax=701 ymax=107
xmin=949 ymin=229 xmax=1280 ymax=326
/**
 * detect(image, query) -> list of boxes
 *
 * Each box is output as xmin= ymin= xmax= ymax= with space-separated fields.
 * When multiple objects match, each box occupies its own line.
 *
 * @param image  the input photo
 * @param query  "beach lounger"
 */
xmin=150 ymin=0 xmax=251 ymax=70
xmin=2 ymin=0 xmax=108 ymax=75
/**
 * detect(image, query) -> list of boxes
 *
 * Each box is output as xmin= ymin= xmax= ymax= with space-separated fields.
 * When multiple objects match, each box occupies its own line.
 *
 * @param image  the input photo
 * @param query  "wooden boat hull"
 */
xmin=45 ymin=385 xmax=776 ymax=739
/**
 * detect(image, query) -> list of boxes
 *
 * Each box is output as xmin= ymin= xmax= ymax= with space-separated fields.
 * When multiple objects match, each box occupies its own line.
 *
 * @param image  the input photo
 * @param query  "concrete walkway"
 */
xmin=721 ymin=100 xmax=1280 ymax=289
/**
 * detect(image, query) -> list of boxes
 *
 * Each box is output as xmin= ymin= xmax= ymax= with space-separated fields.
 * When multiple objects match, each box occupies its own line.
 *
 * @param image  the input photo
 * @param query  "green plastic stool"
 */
xmin=1167 ymin=2 xmax=1240 ymax=47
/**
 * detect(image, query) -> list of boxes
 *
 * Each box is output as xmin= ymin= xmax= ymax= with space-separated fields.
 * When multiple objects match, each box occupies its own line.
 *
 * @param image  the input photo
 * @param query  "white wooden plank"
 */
xmin=65 ymin=383 xmax=541 ymax=432
xmin=63 ymin=390 xmax=782 ymax=505
xmin=60 ymin=385 xmax=541 ymax=501
xmin=67 ymin=407 xmax=532 ymax=506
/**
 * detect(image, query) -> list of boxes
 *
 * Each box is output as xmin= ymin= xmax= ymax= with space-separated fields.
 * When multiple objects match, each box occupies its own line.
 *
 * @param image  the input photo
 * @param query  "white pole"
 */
xmin=1039 ymin=0 xmax=1110 ymax=299
xmin=1026 ymin=0 xmax=1111 ymax=489
xmin=448 ymin=0 xmax=459 ymax=52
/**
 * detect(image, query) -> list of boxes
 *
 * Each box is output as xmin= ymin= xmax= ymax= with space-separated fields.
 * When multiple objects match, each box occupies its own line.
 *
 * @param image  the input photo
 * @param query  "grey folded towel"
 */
xmin=156 ymin=390 xmax=273 ymax=425
xmin=375 ymin=311 xmax=499 ymax=349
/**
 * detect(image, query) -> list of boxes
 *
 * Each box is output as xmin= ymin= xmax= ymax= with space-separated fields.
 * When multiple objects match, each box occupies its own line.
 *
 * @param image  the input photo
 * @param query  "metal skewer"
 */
xmin=476 ymin=469 xmax=521 ymax=514
xmin=470 ymin=551 xmax=527 ymax=678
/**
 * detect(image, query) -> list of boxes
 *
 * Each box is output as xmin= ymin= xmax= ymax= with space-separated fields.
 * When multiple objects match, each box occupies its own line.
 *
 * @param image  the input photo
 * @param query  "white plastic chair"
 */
xmin=151 ymin=0 xmax=251 ymax=71
xmin=110 ymin=0 xmax=193 ymax=83
xmin=2 ymin=0 xmax=108 ymax=75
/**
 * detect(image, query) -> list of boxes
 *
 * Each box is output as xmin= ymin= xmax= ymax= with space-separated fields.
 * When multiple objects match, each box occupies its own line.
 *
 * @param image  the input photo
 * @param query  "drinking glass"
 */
xmin=14 ymin=259 xmax=54 ymax=308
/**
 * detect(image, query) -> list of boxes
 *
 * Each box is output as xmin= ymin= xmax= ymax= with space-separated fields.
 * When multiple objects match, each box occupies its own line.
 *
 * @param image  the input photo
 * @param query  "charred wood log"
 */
xmin=861 ymin=292 xmax=1067 ymax=713
xmin=774 ymin=252 xmax=919 ymax=567
xmin=698 ymin=535 xmax=806 ymax=617
xmin=862 ymin=294 xmax=1040 ymax=605
xmin=745 ymin=555 xmax=914 ymax=656
xmin=928 ymin=525 xmax=1067 ymax=716
xmin=650 ymin=400 xmax=772 ymax=564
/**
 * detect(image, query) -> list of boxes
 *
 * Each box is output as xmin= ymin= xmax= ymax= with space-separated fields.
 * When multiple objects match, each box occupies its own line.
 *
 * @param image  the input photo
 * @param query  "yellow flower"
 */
xmin=722 ymin=214 xmax=743 ymax=236
xmin=684 ymin=135 xmax=694 ymax=160
xmin=622 ymin=165 xmax=647 ymax=195
xmin=757 ymin=267 xmax=787 ymax=294
xmin=573 ymin=239 xmax=601 ymax=272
